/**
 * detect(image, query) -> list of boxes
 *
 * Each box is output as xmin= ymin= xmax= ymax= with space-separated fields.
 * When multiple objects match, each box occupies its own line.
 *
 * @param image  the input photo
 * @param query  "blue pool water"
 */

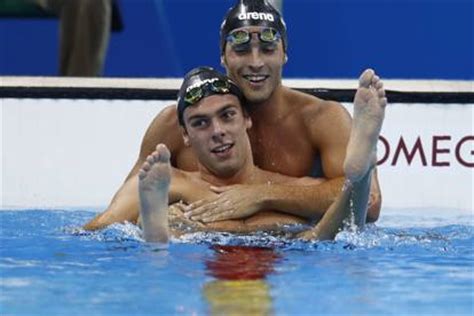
xmin=1 ymin=209 xmax=473 ymax=315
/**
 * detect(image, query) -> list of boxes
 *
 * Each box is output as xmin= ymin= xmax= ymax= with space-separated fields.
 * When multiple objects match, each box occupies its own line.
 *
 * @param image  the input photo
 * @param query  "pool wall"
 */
xmin=1 ymin=77 xmax=473 ymax=211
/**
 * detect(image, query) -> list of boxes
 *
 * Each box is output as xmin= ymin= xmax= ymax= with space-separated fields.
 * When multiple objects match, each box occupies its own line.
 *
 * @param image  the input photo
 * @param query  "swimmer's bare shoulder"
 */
xmin=286 ymin=87 xmax=352 ymax=178
xmin=128 ymin=105 xmax=199 ymax=179
xmin=133 ymin=105 xmax=185 ymax=172
xmin=282 ymin=86 xmax=350 ymax=126
xmin=287 ymin=87 xmax=349 ymax=120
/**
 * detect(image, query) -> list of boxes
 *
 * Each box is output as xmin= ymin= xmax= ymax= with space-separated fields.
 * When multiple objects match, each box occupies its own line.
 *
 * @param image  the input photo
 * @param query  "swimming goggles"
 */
xmin=226 ymin=27 xmax=281 ymax=46
xmin=184 ymin=78 xmax=231 ymax=105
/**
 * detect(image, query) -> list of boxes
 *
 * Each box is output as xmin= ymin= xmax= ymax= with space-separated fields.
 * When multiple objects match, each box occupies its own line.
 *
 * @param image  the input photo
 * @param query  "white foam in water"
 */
xmin=1 ymin=278 xmax=32 ymax=288
xmin=0 ymin=258 xmax=42 ymax=269
xmin=74 ymin=215 xmax=468 ymax=252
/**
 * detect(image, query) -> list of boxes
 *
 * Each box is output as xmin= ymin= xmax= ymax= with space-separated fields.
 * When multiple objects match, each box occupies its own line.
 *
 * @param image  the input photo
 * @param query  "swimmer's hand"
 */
xmin=183 ymin=184 xmax=265 ymax=223
xmin=169 ymin=203 xmax=206 ymax=229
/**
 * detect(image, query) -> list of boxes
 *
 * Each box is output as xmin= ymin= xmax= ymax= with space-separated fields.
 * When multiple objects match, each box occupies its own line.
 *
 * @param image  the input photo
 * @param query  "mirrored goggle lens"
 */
xmin=210 ymin=79 xmax=230 ymax=92
xmin=226 ymin=28 xmax=281 ymax=45
xmin=226 ymin=30 xmax=250 ymax=45
xmin=184 ymin=80 xmax=231 ymax=105
xmin=184 ymin=86 xmax=203 ymax=105
xmin=259 ymin=28 xmax=280 ymax=42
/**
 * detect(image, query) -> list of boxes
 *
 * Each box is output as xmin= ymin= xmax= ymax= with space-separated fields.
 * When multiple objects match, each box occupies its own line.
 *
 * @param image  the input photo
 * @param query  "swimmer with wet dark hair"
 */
xmin=136 ymin=66 xmax=386 ymax=243
xmin=85 ymin=0 xmax=385 ymax=236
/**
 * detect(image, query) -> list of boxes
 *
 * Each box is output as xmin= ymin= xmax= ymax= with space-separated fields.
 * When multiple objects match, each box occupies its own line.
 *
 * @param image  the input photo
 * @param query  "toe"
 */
xmin=359 ymin=69 xmax=374 ymax=88
xmin=152 ymin=151 xmax=161 ymax=163
xmin=371 ymin=75 xmax=380 ymax=86
xmin=143 ymin=161 xmax=151 ymax=171
xmin=375 ymin=80 xmax=383 ymax=90
xmin=378 ymin=88 xmax=386 ymax=98
xmin=146 ymin=155 xmax=156 ymax=165
xmin=155 ymin=144 xmax=171 ymax=161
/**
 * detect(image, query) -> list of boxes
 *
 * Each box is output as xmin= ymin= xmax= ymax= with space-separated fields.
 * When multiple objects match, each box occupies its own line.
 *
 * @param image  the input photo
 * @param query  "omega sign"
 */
xmin=377 ymin=135 xmax=474 ymax=167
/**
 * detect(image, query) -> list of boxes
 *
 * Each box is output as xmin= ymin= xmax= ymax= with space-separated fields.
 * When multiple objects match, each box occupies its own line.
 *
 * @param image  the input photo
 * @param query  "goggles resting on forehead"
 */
xmin=226 ymin=27 xmax=281 ymax=46
xmin=184 ymin=79 xmax=231 ymax=106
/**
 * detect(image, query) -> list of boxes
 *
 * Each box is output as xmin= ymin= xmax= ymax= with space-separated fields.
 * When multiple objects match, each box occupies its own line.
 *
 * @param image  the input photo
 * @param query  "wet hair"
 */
xmin=220 ymin=0 xmax=287 ymax=54
xmin=177 ymin=66 xmax=245 ymax=126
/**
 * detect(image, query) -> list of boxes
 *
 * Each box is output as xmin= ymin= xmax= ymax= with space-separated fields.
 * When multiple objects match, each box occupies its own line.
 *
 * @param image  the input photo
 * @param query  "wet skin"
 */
xmin=84 ymin=27 xmax=382 ymax=231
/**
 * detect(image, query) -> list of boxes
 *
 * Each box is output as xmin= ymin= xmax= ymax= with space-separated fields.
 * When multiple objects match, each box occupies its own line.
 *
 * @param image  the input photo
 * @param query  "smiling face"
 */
xmin=182 ymin=93 xmax=252 ymax=178
xmin=222 ymin=26 xmax=287 ymax=105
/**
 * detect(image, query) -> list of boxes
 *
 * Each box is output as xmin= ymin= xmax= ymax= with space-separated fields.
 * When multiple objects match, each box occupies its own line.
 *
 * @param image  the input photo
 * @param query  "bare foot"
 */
xmin=138 ymin=144 xmax=171 ymax=243
xmin=344 ymin=69 xmax=387 ymax=182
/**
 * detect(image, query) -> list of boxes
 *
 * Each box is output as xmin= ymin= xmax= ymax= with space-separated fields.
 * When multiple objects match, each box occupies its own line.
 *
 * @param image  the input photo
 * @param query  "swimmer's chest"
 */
xmin=249 ymin=124 xmax=316 ymax=177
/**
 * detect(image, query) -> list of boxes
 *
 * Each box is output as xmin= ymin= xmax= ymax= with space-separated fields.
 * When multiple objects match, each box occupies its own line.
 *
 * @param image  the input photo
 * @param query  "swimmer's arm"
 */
xmin=83 ymin=105 xmax=184 ymax=230
xmin=204 ymin=210 xmax=308 ymax=233
xmin=258 ymin=170 xmax=380 ymax=223
xmin=83 ymin=175 xmax=140 ymax=230
xmin=85 ymin=167 xmax=195 ymax=231
xmin=307 ymin=101 xmax=381 ymax=222
xmin=185 ymin=176 xmax=344 ymax=223
xmin=184 ymin=172 xmax=378 ymax=224
xmin=85 ymin=171 xmax=177 ymax=232
xmin=297 ymin=180 xmax=354 ymax=241
xmin=256 ymin=177 xmax=345 ymax=219
xmin=204 ymin=220 xmax=249 ymax=233
xmin=266 ymin=175 xmax=378 ymax=223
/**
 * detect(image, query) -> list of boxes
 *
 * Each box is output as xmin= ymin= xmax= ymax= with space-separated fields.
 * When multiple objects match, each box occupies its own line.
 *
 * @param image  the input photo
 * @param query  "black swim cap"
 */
xmin=177 ymin=67 xmax=245 ymax=126
xmin=220 ymin=0 xmax=287 ymax=54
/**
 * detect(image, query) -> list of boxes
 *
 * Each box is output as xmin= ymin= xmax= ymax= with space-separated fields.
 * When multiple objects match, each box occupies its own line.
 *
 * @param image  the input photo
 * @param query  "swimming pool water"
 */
xmin=1 ymin=209 xmax=473 ymax=315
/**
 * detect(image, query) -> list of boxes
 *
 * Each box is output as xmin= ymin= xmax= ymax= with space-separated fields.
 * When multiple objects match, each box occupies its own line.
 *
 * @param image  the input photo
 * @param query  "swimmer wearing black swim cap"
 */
xmin=177 ymin=67 xmax=245 ymax=126
xmin=220 ymin=0 xmax=287 ymax=54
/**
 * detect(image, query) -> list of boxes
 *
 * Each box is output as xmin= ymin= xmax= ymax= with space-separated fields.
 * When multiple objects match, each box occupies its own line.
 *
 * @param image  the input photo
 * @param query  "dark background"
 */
xmin=1 ymin=0 xmax=472 ymax=79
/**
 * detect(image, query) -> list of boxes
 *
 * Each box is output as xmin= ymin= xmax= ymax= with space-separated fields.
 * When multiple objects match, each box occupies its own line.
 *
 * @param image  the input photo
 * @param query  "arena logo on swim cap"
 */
xmin=238 ymin=12 xmax=275 ymax=22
